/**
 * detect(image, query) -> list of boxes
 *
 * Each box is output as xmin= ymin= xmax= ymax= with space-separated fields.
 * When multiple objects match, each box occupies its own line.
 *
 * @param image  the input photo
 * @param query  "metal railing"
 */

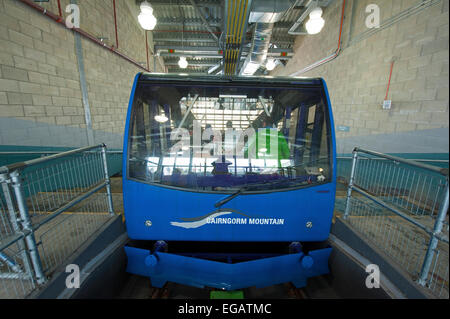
xmin=337 ymin=155 xmax=449 ymax=189
xmin=0 ymin=144 xmax=115 ymax=299
xmin=343 ymin=147 xmax=449 ymax=298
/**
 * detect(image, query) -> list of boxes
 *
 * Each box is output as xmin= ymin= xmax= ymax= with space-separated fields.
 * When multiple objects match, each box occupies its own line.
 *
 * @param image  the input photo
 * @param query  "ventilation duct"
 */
xmin=240 ymin=23 xmax=273 ymax=75
xmin=239 ymin=0 xmax=291 ymax=75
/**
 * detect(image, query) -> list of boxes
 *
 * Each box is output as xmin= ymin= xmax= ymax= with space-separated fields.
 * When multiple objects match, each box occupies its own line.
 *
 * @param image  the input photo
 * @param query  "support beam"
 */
xmin=159 ymin=52 xmax=224 ymax=58
xmin=189 ymin=0 xmax=221 ymax=46
xmin=159 ymin=52 xmax=293 ymax=60
xmin=154 ymin=37 xmax=295 ymax=47
xmin=164 ymin=61 xmax=218 ymax=67
xmin=157 ymin=18 xmax=221 ymax=28
xmin=155 ymin=45 xmax=293 ymax=54
xmin=150 ymin=0 xmax=222 ymax=8
xmin=153 ymin=37 xmax=217 ymax=43
xmin=155 ymin=45 xmax=220 ymax=52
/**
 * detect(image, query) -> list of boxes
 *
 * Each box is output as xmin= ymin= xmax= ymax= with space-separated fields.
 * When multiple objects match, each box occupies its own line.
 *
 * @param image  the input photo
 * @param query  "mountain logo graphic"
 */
xmin=170 ymin=209 xmax=284 ymax=229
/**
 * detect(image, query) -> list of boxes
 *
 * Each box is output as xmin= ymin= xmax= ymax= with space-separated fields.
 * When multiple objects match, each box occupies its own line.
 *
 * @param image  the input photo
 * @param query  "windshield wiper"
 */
xmin=214 ymin=178 xmax=297 ymax=208
xmin=214 ymin=188 xmax=245 ymax=208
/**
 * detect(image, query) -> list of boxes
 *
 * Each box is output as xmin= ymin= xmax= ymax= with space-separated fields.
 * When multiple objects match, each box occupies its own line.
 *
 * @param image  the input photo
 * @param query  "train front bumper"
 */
xmin=124 ymin=246 xmax=332 ymax=290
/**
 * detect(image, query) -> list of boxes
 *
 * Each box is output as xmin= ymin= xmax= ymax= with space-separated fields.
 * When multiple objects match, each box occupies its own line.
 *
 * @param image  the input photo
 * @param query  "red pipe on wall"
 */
xmin=145 ymin=31 xmax=150 ymax=71
xmin=385 ymin=60 xmax=395 ymax=100
xmin=112 ymin=0 xmax=119 ymax=48
xmin=18 ymin=0 xmax=149 ymax=72
xmin=56 ymin=0 xmax=63 ymax=22
xmin=290 ymin=0 xmax=346 ymax=76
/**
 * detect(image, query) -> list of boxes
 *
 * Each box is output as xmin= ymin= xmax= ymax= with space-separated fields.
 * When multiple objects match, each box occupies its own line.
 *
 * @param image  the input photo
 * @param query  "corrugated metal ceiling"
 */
xmin=148 ymin=0 xmax=329 ymax=73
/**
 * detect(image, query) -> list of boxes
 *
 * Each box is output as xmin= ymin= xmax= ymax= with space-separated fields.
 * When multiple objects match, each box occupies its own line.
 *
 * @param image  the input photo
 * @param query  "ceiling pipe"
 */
xmin=290 ymin=0 xmax=346 ymax=76
xmin=17 ymin=0 xmax=150 ymax=72
xmin=56 ymin=0 xmax=63 ymax=21
xmin=223 ymin=0 xmax=252 ymax=76
xmin=207 ymin=63 xmax=222 ymax=74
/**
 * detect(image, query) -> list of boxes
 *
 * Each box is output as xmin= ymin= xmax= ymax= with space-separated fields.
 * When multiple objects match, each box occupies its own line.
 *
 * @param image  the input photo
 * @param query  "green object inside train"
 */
xmin=244 ymin=128 xmax=290 ymax=160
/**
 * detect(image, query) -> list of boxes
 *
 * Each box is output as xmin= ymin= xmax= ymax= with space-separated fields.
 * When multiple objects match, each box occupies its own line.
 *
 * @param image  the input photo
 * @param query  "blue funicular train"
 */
xmin=123 ymin=73 xmax=337 ymax=290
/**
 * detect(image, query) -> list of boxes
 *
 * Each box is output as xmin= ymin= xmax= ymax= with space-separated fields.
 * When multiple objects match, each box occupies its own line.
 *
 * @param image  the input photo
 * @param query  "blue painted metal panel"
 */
xmin=122 ymin=73 xmax=140 ymax=186
xmin=125 ymin=246 xmax=332 ymax=290
xmin=123 ymin=179 xmax=335 ymax=242
xmin=321 ymin=79 xmax=338 ymax=185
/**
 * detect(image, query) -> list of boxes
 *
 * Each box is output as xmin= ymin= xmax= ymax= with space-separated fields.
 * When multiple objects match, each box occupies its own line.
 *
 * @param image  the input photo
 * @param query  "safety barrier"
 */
xmin=0 ymin=144 xmax=115 ymax=299
xmin=343 ymin=148 xmax=449 ymax=298
xmin=0 ymin=149 xmax=123 ymax=177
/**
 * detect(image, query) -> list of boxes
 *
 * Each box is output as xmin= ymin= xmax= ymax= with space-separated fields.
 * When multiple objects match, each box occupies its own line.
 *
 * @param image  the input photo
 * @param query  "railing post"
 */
xmin=0 ymin=173 xmax=35 ymax=285
xmin=344 ymin=149 xmax=359 ymax=219
xmin=9 ymin=171 xmax=46 ymax=284
xmin=101 ymin=144 xmax=115 ymax=216
xmin=418 ymin=180 xmax=449 ymax=286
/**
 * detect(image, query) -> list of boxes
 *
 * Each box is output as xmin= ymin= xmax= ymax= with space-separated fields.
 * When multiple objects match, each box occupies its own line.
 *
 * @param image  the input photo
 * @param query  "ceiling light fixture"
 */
xmin=138 ymin=1 xmax=157 ymax=30
xmin=155 ymin=114 xmax=168 ymax=123
xmin=242 ymin=62 xmax=260 ymax=75
xmin=266 ymin=59 xmax=276 ymax=71
xmin=178 ymin=56 xmax=188 ymax=69
xmin=305 ymin=7 xmax=325 ymax=35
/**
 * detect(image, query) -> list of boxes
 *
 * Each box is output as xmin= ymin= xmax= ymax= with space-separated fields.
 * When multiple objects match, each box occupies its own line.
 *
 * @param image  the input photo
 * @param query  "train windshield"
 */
xmin=127 ymin=78 xmax=333 ymax=193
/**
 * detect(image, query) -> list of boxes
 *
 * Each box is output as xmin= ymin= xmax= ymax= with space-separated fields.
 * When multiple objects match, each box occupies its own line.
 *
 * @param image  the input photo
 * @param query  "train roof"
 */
xmin=137 ymin=72 xmax=324 ymax=87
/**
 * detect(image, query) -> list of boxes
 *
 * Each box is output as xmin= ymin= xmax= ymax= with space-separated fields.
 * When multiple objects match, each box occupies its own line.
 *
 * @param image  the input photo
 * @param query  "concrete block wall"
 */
xmin=0 ymin=0 xmax=165 ymax=149
xmin=272 ymin=0 xmax=449 ymax=155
